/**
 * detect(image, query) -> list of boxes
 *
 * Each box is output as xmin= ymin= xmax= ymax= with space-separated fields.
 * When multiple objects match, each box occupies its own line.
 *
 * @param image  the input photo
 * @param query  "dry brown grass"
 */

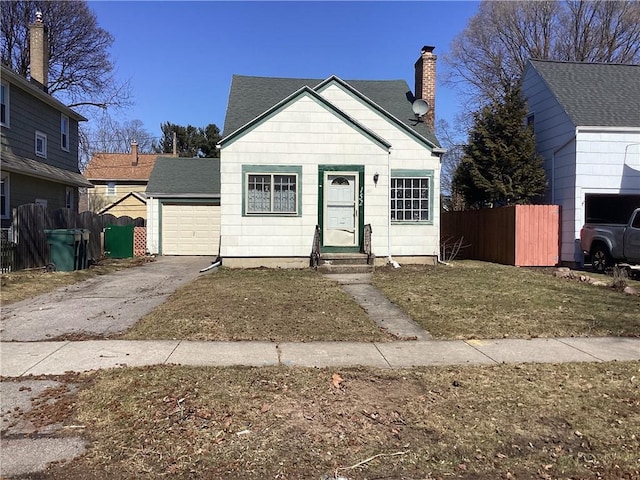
xmin=373 ymin=261 xmax=640 ymax=339
xmin=39 ymin=361 xmax=640 ymax=479
xmin=124 ymin=268 xmax=390 ymax=342
xmin=0 ymin=257 xmax=155 ymax=306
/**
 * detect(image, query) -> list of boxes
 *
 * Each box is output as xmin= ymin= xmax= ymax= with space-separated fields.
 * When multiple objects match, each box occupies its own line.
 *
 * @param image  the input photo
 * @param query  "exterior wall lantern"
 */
xmin=373 ymin=172 xmax=379 ymax=186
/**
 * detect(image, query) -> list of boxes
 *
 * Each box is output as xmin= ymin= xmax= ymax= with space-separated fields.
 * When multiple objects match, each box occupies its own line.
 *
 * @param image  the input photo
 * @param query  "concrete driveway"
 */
xmin=0 ymin=256 xmax=216 ymax=342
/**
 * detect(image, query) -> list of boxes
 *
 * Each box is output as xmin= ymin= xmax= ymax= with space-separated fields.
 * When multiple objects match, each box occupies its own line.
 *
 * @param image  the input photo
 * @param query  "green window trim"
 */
xmin=390 ymin=169 xmax=434 ymax=225
xmin=242 ymin=165 xmax=302 ymax=217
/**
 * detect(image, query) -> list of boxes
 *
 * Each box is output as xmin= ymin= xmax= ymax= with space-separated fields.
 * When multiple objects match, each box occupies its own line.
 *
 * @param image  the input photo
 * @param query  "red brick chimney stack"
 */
xmin=414 ymin=45 xmax=436 ymax=130
xmin=29 ymin=11 xmax=48 ymax=92
xmin=131 ymin=141 xmax=139 ymax=165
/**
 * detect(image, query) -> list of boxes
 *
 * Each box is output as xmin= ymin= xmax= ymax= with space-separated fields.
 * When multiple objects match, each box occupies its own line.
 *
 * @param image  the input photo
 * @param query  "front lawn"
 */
xmin=123 ymin=268 xmax=390 ymax=342
xmin=38 ymin=361 xmax=640 ymax=479
xmin=124 ymin=262 xmax=640 ymax=342
xmin=373 ymin=261 xmax=640 ymax=339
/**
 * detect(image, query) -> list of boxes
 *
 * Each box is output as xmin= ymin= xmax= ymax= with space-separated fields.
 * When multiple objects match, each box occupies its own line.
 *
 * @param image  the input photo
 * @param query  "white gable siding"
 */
xmin=318 ymin=83 xmax=441 ymax=256
xmin=220 ymin=95 xmax=390 ymax=259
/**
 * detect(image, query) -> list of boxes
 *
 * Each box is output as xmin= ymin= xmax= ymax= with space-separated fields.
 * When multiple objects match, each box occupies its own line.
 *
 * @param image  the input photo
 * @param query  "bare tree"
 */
xmin=77 ymin=115 xmax=155 ymax=172
xmin=444 ymin=1 xmax=640 ymax=107
xmin=91 ymin=116 xmax=154 ymax=154
xmin=1 ymin=1 xmax=131 ymax=112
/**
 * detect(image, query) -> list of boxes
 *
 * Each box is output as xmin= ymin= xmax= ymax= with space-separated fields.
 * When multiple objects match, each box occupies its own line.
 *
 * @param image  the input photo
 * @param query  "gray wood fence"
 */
xmin=10 ymin=204 xmax=144 ymax=270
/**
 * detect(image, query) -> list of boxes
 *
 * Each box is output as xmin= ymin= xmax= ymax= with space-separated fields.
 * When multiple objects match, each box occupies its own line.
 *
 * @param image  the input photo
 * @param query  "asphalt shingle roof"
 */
xmin=83 ymin=152 xmax=162 ymax=181
xmin=146 ymin=157 xmax=220 ymax=196
xmin=528 ymin=59 xmax=640 ymax=127
xmin=222 ymin=75 xmax=440 ymax=147
xmin=2 ymin=151 xmax=93 ymax=188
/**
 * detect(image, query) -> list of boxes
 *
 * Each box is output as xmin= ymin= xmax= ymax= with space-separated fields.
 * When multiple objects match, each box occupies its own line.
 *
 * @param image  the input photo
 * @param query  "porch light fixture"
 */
xmin=373 ymin=172 xmax=379 ymax=186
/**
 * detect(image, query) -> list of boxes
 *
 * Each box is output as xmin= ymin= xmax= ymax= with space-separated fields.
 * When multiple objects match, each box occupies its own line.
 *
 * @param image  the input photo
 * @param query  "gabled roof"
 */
xmin=222 ymin=74 xmax=440 ymax=147
xmin=83 ymin=152 xmax=163 ymax=181
xmin=1 ymin=151 xmax=93 ymax=188
xmin=0 ymin=66 xmax=87 ymax=122
xmin=219 ymin=85 xmax=392 ymax=150
xmin=146 ymin=157 xmax=220 ymax=197
xmin=526 ymin=59 xmax=640 ymax=127
xmin=97 ymin=191 xmax=147 ymax=215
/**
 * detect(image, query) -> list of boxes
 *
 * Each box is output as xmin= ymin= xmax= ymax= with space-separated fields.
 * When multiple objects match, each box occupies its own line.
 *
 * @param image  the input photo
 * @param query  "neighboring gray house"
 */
xmin=146 ymin=157 xmax=221 ymax=256
xmin=522 ymin=59 xmax=640 ymax=266
xmin=0 ymin=16 xmax=92 ymax=230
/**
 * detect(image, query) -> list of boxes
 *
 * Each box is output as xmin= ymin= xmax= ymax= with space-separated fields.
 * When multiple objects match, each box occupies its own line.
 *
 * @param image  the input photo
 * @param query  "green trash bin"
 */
xmin=45 ymin=229 xmax=82 ymax=272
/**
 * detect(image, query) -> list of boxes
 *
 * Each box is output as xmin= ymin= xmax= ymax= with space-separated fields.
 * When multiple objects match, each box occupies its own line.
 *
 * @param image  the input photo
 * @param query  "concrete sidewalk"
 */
xmin=2 ymin=336 xmax=639 ymax=377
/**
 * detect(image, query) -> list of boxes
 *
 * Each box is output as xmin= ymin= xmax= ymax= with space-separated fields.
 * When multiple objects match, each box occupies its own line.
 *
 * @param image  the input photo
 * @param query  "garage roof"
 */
xmin=146 ymin=157 xmax=220 ymax=197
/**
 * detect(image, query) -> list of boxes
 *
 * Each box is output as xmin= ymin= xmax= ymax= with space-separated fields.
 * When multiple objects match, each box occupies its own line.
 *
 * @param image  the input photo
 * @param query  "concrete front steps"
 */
xmin=316 ymin=253 xmax=374 ymax=274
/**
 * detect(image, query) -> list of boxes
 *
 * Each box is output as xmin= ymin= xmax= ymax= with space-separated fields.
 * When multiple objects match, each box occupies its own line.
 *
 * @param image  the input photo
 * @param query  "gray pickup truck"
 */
xmin=580 ymin=208 xmax=640 ymax=273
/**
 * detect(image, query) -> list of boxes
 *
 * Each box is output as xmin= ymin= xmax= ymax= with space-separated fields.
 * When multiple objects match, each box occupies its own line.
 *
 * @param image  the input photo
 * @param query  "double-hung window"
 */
xmin=35 ymin=131 xmax=47 ymax=158
xmin=106 ymin=182 xmax=116 ymax=196
xmin=243 ymin=165 xmax=301 ymax=215
xmin=65 ymin=187 xmax=74 ymax=209
xmin=390 ymin=170 xmax=433 ymax=223
xmin=0 ymin=81 xmax=8 ymax=127
xmin=61 ymin=114 xmax=69 ymax=151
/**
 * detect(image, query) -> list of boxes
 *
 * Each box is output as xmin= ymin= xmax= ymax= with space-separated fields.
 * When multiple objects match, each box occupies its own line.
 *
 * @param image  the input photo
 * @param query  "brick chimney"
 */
xmin=414 ymin=45 xmax=436 ymax=130
xmin=29 ymin=11 xmax=48 ymax=92
xmin=131 ymin=141 xmax=139 ymax=165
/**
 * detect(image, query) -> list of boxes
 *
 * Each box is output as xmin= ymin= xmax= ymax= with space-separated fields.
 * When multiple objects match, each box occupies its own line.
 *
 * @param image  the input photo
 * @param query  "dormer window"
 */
xmin=35 ymin=131 xmax=47 ymax=158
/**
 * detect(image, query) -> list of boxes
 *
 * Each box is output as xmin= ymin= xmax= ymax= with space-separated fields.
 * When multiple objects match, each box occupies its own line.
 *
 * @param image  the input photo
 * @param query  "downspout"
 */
xmin=387 ymin=149 xmax=400 ymax=268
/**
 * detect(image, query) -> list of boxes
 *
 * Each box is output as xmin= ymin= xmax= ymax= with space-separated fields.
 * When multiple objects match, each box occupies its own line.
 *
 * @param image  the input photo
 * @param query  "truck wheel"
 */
xmin=591 ymin=245 xmax=612 ymax=274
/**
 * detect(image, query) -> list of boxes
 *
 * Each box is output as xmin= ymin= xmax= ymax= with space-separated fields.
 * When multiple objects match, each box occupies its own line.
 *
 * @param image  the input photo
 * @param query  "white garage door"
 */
xmin=162 ymin=203 xmax=220 ymax=255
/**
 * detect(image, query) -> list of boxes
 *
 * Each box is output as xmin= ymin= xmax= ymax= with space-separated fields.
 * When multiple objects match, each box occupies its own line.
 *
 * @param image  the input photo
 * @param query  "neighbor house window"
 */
xmin=1 ymin=174 xmax=9 ymax=219
xmin=0 ymin=81 xmax=8 ymax=127
xmin=243 ymin=165 xmax=301 ymax=215
xmin=106 ymin=182 xmax=116 ymax=196
xmin=35 ymin=131 xmax=47 ymax=158
xmin=61 ymin=114 xmax=69 ymax=151
xmin=390 ymin=170 xmax=433 ymax=222
xmin=526 ymin=113 xmax=535 ymax=132
xmin=65 ymin=187 xmax=74 ymax=209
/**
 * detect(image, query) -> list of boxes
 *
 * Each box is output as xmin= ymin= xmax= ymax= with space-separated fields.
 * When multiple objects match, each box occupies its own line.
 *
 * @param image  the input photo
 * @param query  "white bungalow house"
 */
xmin=522 ymin=59 xmax=640 ymax=266
xmin=217 ymin=46 xmax=445 ymax=268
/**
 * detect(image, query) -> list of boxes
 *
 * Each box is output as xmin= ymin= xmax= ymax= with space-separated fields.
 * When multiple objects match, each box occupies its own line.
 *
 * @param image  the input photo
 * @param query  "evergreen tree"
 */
xmin=153 ymin=122 xmax=221 ymax=158
xmin=452 ymin=84 xmax=547 ymax=208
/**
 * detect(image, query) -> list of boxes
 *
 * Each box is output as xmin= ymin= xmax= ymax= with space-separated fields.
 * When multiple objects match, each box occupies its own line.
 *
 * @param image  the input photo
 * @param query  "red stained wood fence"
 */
xmin=441 ymin=205 xmax=560 ymax=266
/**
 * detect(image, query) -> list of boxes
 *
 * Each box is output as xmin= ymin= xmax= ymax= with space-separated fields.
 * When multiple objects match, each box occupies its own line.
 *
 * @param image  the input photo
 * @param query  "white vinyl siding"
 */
xmin=161 ymin=203 xmax=220 ymax=255
xmin=220 ymin=88 xmax=442 ymax=260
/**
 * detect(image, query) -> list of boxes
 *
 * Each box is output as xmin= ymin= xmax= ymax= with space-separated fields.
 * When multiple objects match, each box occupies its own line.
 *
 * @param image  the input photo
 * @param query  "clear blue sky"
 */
xmin=88 ymin=1 xmax=479 ymax=142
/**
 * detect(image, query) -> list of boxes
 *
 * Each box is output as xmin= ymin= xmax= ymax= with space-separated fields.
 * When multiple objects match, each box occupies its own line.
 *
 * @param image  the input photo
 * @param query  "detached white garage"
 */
xmin=161 ymin=203 xmax=220 ymax=255
xmin=146 ymin=157 xmax=221 ymax=256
